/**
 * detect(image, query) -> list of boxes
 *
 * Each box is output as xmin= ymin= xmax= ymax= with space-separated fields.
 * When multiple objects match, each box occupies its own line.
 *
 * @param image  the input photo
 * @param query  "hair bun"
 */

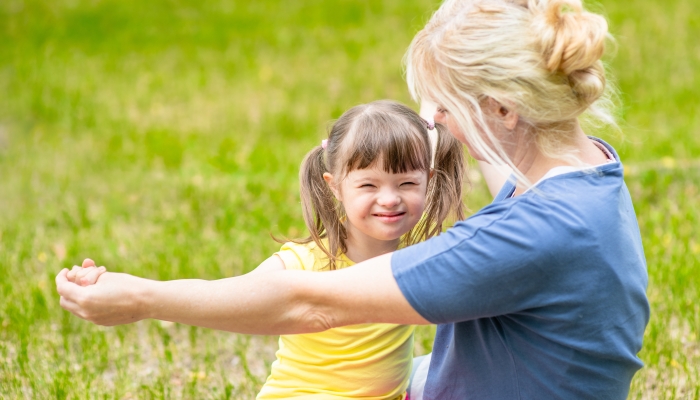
xmin=532 ymin=0 xmax=608 ymax=103
xmin=536 ymin=0 xmax=607 ymax=74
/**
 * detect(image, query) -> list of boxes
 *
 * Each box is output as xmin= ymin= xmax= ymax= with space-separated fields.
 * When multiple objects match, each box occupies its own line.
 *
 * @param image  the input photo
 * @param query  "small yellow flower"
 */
xmin=661 ymin=157 xmax=676 ymax=169
xmin=259 ymin=65 xmax=273 ymax=83
xmin=189 ymin=371 xmax=207 ymax=380
xmin=662 ymin=233 xmax=672 ymax=246
xmin=691 ymin=242 xmax=699 ymax=254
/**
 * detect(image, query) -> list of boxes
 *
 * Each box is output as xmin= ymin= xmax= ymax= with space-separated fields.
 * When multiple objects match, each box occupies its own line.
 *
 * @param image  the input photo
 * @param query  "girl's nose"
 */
xmin=377 ymin=189 xmax=401 ymax=208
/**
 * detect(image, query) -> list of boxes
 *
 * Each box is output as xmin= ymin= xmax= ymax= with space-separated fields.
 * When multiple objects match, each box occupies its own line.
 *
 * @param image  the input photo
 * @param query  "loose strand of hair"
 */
xmin=294 ymin=146 xmax=345 ymax=270
xmin=425 ymin=123 xmax=466 ymax=237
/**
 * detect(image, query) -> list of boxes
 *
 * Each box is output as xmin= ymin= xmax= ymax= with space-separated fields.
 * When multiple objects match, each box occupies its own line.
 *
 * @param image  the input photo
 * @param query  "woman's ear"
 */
xmin=323 ymin=172 xmax=342 ymax=201
xmin=485 ymin=97 xmax=519 ymax=131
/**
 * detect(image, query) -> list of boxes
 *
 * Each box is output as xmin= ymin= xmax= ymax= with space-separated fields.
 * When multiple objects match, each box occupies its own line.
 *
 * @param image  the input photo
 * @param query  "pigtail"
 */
xmin=294 ymin=145 xmax=347 ymax=270
xmin=422 ymin=123 xmax=466 ymax=237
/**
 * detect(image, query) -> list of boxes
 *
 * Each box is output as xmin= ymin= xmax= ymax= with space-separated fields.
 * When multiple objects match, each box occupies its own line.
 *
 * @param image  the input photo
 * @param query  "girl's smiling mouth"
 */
xmin=372 ymin=211 xmax=407 ymax=222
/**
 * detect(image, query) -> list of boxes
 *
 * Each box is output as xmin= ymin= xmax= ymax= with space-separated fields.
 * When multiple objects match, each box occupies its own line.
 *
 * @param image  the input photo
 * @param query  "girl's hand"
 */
xmin=66 ymin=259 xmax=108 ymax=286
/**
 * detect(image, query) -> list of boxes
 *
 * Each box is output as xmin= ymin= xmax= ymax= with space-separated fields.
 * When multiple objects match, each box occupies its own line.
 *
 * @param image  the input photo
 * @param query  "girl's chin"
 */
xmin=370 ymin=231 xmax=410 ymax=243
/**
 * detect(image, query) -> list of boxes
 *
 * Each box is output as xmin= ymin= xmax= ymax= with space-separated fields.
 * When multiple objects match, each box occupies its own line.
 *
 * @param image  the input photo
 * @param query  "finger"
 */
xmin=59 ymin=295 xmax=79 ymax=314
xmin=75 ymin=266 xmax=96 ymax=284
xmin=80 ymin=267 xmax=106 ymax=286
xmin=82 ymin=258 xmax=96 ymax=268
xmin=67 ymin=266 xmax=81 ymax=282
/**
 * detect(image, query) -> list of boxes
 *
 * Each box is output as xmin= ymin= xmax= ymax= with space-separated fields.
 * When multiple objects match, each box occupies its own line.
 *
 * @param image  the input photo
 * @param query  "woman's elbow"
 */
xmin=286 ymin=281 xmax=338 ymax=334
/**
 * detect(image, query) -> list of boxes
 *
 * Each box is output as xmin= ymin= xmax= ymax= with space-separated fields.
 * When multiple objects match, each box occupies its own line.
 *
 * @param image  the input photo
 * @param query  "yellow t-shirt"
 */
xmin=256 ymin=241 xmax=415 ymax=400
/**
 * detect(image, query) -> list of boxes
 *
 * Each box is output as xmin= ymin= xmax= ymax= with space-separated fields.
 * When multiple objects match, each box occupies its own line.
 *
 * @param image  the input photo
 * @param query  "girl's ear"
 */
xmin=323 ymin=172 xmax=342 ymax=201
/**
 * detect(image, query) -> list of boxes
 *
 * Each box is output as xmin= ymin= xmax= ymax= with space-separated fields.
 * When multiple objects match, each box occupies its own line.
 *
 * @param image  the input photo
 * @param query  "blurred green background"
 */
xmin=0 ymin=0 xmax=698 ymax=398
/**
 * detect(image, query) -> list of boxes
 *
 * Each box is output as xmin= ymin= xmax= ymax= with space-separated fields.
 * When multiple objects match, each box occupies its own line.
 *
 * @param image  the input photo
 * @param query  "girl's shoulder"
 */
xmin=275 ymin=240 xmax=353 ymax=272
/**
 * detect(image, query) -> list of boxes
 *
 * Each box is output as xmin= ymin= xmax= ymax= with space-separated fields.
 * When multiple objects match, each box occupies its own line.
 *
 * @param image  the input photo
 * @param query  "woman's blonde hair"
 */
xmin=406 ymin=0 xmax=618 ymax=184
xmin=290 ymin=100 xmax=465 ymax=270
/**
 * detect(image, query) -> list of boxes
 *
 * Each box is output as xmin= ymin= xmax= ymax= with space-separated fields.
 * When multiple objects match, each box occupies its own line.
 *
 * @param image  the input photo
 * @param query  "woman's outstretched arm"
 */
xmin=55 ymin=253 xmax=430 ymax=334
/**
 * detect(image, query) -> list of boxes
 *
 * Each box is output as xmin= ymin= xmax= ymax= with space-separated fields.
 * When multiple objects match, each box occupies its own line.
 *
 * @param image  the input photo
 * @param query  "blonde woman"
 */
xmin=58 ymin=1 xmax=649 ymax=399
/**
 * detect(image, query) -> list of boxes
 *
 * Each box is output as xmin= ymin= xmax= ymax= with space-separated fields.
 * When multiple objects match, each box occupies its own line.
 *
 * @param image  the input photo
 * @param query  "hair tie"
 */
xmin=321 ymin=139 xmax=328 ymax=149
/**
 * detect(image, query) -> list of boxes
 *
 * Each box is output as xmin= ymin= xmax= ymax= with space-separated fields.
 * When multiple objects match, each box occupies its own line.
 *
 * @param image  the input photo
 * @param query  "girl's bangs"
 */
xmin=343 ymin=116 xmax=430 ymax=174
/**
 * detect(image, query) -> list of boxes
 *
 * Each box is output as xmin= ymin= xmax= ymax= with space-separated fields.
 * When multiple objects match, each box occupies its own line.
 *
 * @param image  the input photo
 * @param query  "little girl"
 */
xmin=251 ymin=100 xmax=464 ymax=399
xmin=66 ymin=100 xmax=465 ymax=399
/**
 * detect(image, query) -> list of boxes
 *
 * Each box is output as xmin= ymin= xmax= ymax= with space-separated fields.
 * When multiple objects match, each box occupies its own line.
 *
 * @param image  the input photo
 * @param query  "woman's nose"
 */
xmin=433 ymin=110 xmax=445 ymax=125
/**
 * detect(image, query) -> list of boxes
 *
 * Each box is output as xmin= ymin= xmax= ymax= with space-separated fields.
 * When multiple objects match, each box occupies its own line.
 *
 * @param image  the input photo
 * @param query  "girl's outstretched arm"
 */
xmin=55 ymin=253 xmax=430 ymax=334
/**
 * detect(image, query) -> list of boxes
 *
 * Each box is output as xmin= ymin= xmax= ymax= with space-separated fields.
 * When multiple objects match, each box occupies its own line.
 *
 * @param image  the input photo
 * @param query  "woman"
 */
xmin=57 ymin=0 xmax=649 ymax=398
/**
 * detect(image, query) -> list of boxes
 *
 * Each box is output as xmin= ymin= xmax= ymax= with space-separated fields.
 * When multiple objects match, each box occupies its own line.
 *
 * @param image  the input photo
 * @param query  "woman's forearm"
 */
xmin=145 ymin=273 xmax=327 ymax=335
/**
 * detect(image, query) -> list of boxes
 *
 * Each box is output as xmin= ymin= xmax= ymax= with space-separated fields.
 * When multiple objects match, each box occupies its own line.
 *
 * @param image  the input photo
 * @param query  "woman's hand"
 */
xmin=56 ymin=268 xmax=149 ymax=326
xmin=66 ymin=259 xmax=107 ymax=286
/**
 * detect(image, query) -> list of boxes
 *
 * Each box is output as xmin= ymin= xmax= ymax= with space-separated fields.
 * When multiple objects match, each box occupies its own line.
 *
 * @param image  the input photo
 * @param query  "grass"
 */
xmin=0 ymin=0 xmax=698 ymax=398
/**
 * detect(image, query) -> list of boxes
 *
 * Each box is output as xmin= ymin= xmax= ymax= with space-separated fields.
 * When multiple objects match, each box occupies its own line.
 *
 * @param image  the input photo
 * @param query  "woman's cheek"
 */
xmin=446 ymin=117 xmax=469 ymax=145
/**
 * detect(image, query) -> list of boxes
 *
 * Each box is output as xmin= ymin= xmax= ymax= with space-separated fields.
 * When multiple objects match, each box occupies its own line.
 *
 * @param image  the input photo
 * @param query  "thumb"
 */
xmin=56 ymin=268 xmax=79 ymax=298
xmin=82 ymin=258 xmax=96 ymax=268
xmin=56 ymin=268 xmax=69 ymax=288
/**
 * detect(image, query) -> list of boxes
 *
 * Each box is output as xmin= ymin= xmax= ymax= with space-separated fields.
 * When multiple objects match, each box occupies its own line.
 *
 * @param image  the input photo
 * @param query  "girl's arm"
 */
xmin=55 ymin=252 xmax=430 ymax=334
xmin=477 ymin=161 xmax=510 ymax=197
xmin=246 ymin=255 xmax=286 ymax=275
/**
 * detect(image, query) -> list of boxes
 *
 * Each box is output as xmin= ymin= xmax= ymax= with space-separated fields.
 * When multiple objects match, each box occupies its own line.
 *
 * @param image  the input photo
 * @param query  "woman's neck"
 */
xmin=343 ymin=227 xmax=400 ymax=264
xmin=511 ymin=122 xmax=609 ymax=196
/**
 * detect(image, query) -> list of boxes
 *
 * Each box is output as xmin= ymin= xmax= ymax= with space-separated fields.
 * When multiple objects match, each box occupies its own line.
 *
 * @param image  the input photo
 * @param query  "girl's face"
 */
xmin=325 ymin=165 xmax=429 ymax=244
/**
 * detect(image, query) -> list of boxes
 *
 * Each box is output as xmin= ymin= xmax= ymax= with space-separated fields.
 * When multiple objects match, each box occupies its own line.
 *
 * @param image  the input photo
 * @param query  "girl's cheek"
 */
xmin=411 ymin=193 xmax=428 ymax=212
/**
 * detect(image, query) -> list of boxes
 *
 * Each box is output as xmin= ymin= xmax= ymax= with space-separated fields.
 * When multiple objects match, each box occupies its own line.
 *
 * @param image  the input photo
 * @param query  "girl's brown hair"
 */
xmin=291 ymin=100 xmax=465 ymax=269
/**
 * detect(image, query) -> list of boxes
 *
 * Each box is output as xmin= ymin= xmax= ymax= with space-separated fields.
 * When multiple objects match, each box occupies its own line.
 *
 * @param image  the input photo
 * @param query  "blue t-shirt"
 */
xmin=392 ymin=140 xmax=649 ymax=399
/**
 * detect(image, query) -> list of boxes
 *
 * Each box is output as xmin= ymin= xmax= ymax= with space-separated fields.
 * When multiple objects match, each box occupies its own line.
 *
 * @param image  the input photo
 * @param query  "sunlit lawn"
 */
xmin=0 ymin=0 xmax=698 ymax=398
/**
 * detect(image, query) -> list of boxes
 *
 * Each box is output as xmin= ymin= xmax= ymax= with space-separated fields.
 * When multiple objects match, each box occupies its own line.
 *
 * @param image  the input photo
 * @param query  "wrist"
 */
xmin=132 ymin=275 xmax=159 ymax=321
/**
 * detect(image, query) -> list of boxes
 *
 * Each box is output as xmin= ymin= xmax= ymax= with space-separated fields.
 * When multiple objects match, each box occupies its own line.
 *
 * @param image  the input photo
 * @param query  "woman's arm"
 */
xmin=67 ymin=254 xmax=286 ymax=286
xmin=55 ymin=253 xmax=430 ymax=334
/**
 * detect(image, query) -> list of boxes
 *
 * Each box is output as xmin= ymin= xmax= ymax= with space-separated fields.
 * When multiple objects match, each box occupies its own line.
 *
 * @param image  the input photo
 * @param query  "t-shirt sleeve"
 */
xmin=392 ymin=200 xmax=577 ymax=324
xmin=274 ymin=242 xmax=316 ymax=271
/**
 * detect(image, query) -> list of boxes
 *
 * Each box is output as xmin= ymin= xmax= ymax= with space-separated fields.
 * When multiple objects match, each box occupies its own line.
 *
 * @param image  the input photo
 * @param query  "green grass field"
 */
xmin=1 ymin=0 xmax=698 ymax=398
